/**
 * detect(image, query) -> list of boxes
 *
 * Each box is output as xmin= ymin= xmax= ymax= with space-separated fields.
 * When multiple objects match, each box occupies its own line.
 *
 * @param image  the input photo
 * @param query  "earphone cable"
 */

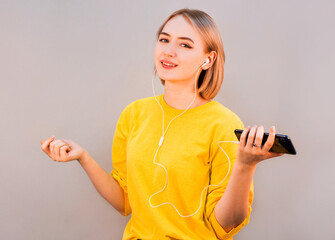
xmin=149 ymin=65 xmax=239 ymax=217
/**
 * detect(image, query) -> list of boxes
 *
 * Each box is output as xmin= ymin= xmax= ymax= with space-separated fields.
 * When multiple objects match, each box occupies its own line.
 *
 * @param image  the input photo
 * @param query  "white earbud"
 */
xmin=201 ymin=58 xmax=210 ymax=68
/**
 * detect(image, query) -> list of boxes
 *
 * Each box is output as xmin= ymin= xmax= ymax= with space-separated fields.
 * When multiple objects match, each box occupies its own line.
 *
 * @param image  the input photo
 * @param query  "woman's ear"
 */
xmin=202 ymin=51 xmax=217 ymax=70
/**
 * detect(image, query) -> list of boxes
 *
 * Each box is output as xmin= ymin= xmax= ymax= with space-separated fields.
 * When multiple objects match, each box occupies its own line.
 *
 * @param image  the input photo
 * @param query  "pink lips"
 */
xmin=161 ymin=59 xmax=178 ymax=69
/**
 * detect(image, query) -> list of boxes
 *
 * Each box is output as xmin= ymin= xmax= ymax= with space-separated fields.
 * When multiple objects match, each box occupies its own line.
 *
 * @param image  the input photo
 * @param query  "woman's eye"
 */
xmin=158 ymin=38 xmax=192 ymax=48
xmin=181 ymin=43 xmax=192 ymax=48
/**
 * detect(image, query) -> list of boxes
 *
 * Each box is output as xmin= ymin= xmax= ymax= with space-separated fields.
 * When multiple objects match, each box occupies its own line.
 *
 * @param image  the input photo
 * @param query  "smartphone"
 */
xmin=234 ymin=129 xmax=296 ymax=155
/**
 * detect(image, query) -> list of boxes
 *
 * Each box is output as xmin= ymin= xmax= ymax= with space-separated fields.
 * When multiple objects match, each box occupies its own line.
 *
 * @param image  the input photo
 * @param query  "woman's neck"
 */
xmin=163 ymin=80 xmax=210 ymax=110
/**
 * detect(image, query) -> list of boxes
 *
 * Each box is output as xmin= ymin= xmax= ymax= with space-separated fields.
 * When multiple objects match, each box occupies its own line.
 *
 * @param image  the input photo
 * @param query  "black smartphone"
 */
xmin=234 ymin=129 xmax=296 ymax=155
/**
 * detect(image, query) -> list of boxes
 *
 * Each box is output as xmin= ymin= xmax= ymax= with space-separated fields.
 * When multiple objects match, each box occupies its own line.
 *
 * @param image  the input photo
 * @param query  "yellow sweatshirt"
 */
xmin=111 ymin=94 xmax=253 ymax=240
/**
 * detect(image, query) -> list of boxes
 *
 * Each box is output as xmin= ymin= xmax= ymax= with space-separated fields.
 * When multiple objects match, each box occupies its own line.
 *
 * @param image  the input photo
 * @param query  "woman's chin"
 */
xmin=157 ymin=73 xmax=174 ymax=82
xmin=157 ymin=73 xmax=182 ymax=81
xmin=156 ymin=71 xmax=193 ymax=84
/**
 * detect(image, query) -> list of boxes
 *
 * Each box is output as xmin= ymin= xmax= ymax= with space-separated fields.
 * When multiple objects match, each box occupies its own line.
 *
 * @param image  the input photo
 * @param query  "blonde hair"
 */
xmin=156 ymin=8 xmax=225 ymax=100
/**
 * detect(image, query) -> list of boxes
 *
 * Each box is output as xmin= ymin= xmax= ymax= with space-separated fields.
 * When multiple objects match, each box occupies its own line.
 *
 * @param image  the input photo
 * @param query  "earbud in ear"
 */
xmin=201 ymin=58 xmax=210 ymax=68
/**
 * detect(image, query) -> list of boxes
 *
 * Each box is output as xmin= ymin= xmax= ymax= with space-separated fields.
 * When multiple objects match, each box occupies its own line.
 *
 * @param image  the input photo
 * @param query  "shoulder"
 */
xmin=118 ymin=96 xmax=157 ymax=119
xmin=205 ymin=102 xmax=244 ymax=140
xmin=115 ymin=96 xmax=157 ymax=129
xmin=129 ymin=96 xmax=157 ymax=108
xmin=207 ymin=101 xmax=243 ymax=127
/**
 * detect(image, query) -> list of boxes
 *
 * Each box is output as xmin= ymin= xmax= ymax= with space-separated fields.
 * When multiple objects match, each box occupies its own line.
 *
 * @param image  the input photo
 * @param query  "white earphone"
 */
xmin=201 ymin=58 xmax=210 ymax=68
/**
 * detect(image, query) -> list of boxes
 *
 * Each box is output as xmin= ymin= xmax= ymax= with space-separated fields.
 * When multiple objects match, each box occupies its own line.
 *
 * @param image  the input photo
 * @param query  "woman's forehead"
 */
xmin=161 ymin=15 xmax=202 ymax=42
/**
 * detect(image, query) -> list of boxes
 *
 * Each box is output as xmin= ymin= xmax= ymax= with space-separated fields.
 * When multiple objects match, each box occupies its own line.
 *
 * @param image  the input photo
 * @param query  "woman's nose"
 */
xmin=162 ymin=44 xmax=176 ymax=57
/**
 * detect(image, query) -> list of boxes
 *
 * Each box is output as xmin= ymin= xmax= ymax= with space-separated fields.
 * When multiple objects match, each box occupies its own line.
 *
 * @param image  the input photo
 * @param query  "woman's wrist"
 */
xmin=78 ymin=150 xmax=91 ymax=165
xmin=234 ymin=158 xmax=257 ymax=173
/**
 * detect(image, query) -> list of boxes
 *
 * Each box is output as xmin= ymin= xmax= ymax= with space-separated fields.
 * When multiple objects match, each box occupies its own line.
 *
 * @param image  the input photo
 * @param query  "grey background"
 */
xmin=1 ymin=0 xmax=334 ymax=239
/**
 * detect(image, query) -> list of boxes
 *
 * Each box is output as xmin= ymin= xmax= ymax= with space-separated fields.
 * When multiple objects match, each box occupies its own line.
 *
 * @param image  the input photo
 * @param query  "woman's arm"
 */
xmin=214 ymin=125 xmax=283 ymax=232
xmin=78 ymin=150 xmax=127 ymax=215
xmin=214 ymin=160 xmax=255 ymax=232
xmin=40 ymin=136 xmax=127 ymax=215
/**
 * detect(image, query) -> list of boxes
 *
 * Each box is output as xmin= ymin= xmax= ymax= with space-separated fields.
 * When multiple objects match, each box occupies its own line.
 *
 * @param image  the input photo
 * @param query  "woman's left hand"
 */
xmin=237 ymin=125 xmax=284 ymax=167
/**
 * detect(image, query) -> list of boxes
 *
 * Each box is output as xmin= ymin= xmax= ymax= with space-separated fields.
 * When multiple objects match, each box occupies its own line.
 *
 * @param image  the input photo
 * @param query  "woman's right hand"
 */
xmin=40 ymin=136 xmax=86 ymax=162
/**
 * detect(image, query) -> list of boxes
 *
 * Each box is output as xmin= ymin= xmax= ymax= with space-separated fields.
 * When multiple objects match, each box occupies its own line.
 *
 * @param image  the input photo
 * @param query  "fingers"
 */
xmin=239 ymin=126 xmax=250 ymax=148
xmin=253 ymin=125 xmax=264 ymax=149
xmin=60 ymin=145 xmax=71 ymax=161
xmin=262 ymin=126 xmax=276 ymax=152
xmin=240 ymin=126 xmax=269 ymax=151
xmin=40 ymin=136 xmax=71 ymax=162
xmin=246 ymin=125 xmax=258 ymax=149
xmin=40 ymin=136 xmax=55 ymax=155
xmin=237 ymin=125 xmax=284 ymax=165
xmin=50 ymin=140 xmax=70 ymax=161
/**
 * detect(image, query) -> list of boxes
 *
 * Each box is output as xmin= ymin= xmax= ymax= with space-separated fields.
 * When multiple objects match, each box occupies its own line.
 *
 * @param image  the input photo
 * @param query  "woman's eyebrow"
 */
xmin=160 ymin=32 xmax=194 ymax=43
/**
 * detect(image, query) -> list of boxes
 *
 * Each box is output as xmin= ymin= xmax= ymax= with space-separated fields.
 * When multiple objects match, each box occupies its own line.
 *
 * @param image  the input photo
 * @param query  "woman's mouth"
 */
xmin=161 ymin=60 xmax=178 ymax=69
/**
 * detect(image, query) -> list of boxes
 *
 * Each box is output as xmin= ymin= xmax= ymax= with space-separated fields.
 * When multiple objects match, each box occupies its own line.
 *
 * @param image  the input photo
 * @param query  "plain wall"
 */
xmin=1 ymin=0 xmax=334 ymax=239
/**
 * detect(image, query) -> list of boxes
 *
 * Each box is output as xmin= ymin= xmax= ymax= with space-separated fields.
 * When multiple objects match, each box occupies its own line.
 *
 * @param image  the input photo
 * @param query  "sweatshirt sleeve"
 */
xmin=111 ymin=105 xmax=132 ymax=216
xmin=205 ymin=116 xmax=254 ymax=239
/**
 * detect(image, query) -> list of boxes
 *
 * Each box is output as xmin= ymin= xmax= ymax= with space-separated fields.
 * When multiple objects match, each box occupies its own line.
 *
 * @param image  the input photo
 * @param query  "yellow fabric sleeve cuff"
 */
xmin=210 ymin=206 xmax=252 ymax=240
xmin=111 ymin=169 xmax=131 ymax=216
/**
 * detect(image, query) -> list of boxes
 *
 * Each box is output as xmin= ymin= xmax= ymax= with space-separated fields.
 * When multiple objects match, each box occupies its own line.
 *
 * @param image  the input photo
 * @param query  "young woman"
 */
xmin=41 ymin=9 xmax=283 ymax=240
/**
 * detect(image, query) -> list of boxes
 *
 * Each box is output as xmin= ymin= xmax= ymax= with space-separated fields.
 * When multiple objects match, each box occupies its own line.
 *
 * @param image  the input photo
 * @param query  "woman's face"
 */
xmin=154 ymin=15 xmax=208 ymax=84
